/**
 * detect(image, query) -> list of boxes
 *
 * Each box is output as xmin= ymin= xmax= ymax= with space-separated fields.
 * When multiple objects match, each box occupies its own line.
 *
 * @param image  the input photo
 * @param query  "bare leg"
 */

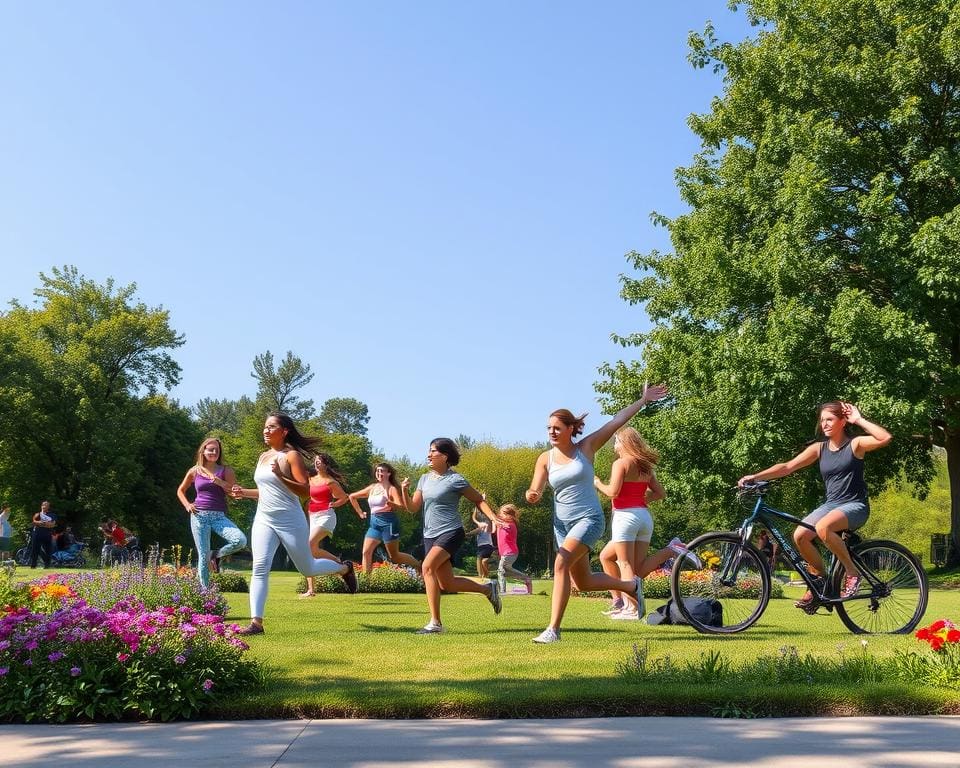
xmin=636 ymin=541 xmax=675 ymax=577
xmin=384 ymin=540 xmax=421 ymax=572
xmin=599 ymin=540 xmax=622 ymax=603
xmin=362 ymin=536 xmax=380 ymax=575
xmin=814 ymin=509 xmax=858 ymax=576
xmin=794 ymin=527 xmax=826 ymax=576
xmin=421 ymin=546 xmax=448 ymax=625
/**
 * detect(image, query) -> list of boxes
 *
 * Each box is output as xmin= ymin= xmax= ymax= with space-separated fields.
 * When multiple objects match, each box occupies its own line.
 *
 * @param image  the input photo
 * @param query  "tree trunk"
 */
xmin=946 ymin=428 xmax=960 ymax=567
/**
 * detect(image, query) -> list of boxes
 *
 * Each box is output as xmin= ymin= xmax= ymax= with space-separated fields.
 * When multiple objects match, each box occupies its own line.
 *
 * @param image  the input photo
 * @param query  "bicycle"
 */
xmin=669 ymin=480 xmax=928 ymax=635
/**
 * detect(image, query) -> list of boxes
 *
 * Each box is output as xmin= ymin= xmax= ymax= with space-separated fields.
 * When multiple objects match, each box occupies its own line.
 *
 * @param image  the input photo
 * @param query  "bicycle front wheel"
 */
xmin=670 ymin=532 xmax=771 ymax=634
xmin=832 ymin=539 xmax=928 ymax=634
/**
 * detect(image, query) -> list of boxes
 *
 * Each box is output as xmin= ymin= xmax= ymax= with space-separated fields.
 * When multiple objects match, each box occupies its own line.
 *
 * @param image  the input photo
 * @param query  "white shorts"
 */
xmin=611 ymin=506 xmax=653 ymax=543
xmin=309 ymin=510 xmax=337 ymax=536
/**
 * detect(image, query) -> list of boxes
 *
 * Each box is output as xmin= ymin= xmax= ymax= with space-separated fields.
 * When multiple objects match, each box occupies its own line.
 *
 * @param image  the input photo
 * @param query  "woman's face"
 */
xmin=820 ymin=409 xmax=845 ymax=438
xmin=314 ymin=456 xmax=326 ymax=472
xmin=375 ymin=466 xmax=390 ymax=483
xmin=263 ymin=417 xmax=287 ymax=447
xmin=546 ymin=416 xmax=573 ymax=446
xmin=427 ymin=444 xmax=448 ymax=471
xmin=202 ymin=441 xmax=221 ymax=463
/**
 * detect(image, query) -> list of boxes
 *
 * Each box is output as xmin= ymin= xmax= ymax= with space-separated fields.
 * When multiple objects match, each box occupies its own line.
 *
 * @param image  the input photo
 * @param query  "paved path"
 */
xmin=3 ymin=716 xmax=960 ymax=767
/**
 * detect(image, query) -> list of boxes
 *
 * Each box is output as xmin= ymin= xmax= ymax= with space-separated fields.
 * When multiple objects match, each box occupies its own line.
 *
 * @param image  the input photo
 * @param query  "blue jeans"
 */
xmin=190 ymin=510 xmax=247 ymax=587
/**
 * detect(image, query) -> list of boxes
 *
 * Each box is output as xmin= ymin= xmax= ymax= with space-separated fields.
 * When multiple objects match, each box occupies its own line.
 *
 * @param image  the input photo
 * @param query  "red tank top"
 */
xmin=613 ymin=481 xmax=649 ymax=510
xmin=309 ymin=482 xmax=333 ymax=513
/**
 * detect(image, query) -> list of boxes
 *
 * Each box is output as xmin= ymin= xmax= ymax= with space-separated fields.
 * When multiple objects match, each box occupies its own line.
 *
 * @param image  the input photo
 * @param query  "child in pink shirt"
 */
xmin=496 ymin=504 xmax=533 ymax=594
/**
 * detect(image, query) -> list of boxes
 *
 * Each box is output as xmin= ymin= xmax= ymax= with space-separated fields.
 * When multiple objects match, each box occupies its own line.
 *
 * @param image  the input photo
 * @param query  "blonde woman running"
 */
xmin=594 ymin=427 xmax=695 ymax=621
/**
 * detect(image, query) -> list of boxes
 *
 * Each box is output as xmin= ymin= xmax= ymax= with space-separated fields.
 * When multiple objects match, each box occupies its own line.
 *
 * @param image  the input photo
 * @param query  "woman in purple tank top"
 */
xmin=176 ymin=438 xmax=248 ymax=588
xmin=738 ymin=402 xmax=891 ymax=609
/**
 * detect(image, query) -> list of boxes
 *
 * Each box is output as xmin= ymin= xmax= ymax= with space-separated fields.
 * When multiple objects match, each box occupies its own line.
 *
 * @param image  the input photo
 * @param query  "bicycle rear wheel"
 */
xmin=670 ymin=532 xmax=771 ymax=634
xmin=832 ymin=539 xmax=928 ymax=634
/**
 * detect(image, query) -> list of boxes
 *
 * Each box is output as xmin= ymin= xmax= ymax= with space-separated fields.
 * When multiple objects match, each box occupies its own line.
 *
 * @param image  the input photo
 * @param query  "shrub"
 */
xmin=210 ymin=571 xmax=249 ymax=593
xmin=297 ymin=562 xmax=423 ymax=594
xmin=0 ymin=568 xmax=262 ymax=722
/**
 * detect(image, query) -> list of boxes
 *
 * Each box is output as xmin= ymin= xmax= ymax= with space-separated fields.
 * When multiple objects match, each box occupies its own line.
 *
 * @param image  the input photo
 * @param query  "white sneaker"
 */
xmin=611 ymin=609 xmax=640 ymax=621
xmin=668 ymin=537 xmax=702 ymax=568
xmin=486 ymin=581 xmax=502 ymax=615
xmin=415 ymin=621 xmax=444 ymax=634
xmin=532 ymin=627 xmax=561 ymax=644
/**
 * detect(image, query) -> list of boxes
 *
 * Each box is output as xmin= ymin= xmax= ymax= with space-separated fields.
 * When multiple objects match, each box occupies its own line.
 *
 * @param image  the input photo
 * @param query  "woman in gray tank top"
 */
xmin=738 ymin=401 xmax=891 ymax=609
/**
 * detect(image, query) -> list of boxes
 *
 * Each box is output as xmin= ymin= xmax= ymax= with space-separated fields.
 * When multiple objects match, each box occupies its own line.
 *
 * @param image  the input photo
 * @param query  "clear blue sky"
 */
xmin=1 ymin=2 xmax=753 ymax=461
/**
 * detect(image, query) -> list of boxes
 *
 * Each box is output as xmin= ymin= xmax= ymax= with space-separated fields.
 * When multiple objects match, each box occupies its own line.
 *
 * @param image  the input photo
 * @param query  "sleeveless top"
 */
xmin=497 ymin=520 xmax=518 ymax=555
xmin=548 ymin=448 xmax=602 ymax=523
xmin=309 ymin=482 xmax=333 ymax=513
xmin=613 ymin=480 xmax=649 ymax=510
xmin=194 ymin=466 xmax=227 ymax=512
xmin=819 ymin=439 xmax=868 ymax=505
xmin=368 ymin=486 xmax=391 ymax=516
xmin=476 ymin=523 xmax=493 ymax=547
xmin=254 ymin=455 xmax=302 ymax=518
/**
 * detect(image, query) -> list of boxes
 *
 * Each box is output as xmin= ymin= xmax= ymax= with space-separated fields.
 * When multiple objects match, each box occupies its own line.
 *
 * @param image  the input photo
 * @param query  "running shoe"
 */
xmin=415 ymin=621 xmax=444 ymax=635
xmin=487 ymin=581 xmax=502 ymax=615
xmin=841 ymin=574 xmax=862 ymax=599
xmin=668 ymin=538 xmax=702 ymax=568
xmin=532 ymin=628 xmax=561 ymax=644
xmin=611 ymin=608 xmax=641 ymax=621
xmin=341 ymin=560 xmax=358 ymax=594
xmin=236 ymin=623 xmax=264 ymax=636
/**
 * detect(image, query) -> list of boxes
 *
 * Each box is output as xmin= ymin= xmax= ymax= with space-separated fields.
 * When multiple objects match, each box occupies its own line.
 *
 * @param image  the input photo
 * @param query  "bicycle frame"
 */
xmin=737 ymin=493 xmax=881 ymax=607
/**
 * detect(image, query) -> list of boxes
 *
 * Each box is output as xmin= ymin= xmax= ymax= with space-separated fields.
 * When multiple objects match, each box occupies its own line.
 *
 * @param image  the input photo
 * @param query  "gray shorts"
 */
xmin=554 ymin=514 xmax=605 ymax=550
xmin=803 ymin=500 xmax=869 ymax=531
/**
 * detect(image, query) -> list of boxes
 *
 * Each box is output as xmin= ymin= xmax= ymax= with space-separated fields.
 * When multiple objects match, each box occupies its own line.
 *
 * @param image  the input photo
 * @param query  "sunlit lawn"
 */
xmin=213 ymin=571 xmax=960 ymax=718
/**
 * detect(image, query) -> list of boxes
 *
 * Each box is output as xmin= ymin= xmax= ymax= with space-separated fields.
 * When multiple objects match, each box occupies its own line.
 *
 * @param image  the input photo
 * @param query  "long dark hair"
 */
xmin=269 ymin=412 xmax=323 ymax=458
xmin=315 ymin=452 xmax=347 ymax=487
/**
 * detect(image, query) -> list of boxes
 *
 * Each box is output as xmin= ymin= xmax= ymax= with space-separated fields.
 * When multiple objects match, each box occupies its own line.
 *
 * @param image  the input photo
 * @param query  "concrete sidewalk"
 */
xmin=3 ymin=716 xmax=959 ymax=767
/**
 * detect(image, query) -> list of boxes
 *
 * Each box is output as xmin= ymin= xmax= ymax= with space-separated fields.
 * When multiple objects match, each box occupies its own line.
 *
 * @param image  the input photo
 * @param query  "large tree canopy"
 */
xmin=0 ymin=266 xmax=198 ymax=542
xmin=598 ymin=0 xmax=960 ymax=555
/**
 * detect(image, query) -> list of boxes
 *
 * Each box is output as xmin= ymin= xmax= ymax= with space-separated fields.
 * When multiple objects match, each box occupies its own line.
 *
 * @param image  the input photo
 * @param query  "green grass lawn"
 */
xmin=214 ymin=572 xmax=960 ymax=718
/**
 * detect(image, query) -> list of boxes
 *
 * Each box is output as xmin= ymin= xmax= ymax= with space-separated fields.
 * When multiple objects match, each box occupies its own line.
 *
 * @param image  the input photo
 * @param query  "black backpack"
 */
xmin=646 ymin=597 xmax=723 ymax=627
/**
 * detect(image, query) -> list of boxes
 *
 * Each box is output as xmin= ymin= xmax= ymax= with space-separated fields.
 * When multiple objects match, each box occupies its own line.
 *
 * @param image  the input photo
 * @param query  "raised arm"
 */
xmin=580 ymin=383 xmax=669 ymax=460
xmin=846 ymin=404 xmax=892 ymax=457
xmin=461 ymin=484 xmax=498 ymax=525
xmin=385 ymin=485 xmax=408 ymax=512
xmin=272 ymin=451 xmax=311 ymax=499
xmin=401 ymin=477 xmax=422 ymax=515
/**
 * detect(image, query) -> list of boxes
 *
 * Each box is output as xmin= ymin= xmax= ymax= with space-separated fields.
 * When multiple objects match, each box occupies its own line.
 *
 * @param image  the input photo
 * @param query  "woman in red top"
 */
xmin=594 ymin=427 xmax=694 ymax=619
xmin=301 ymin=453 xmax=354 ymax=598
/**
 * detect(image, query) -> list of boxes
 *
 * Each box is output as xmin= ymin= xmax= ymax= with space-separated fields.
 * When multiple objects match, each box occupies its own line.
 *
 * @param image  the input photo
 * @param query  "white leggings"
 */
xmin=249 ymin=511 xmax=342 ymax=619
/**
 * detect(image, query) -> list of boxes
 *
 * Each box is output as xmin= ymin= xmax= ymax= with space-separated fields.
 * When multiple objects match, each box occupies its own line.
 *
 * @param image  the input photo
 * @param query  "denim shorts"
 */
xmin=365 ymin=512 xmax=400 ymax=542
xmin=477 ymin=543 xmax=495 ymax=559
xmin=554 ymin=514 xmax=605 ymax=549
xmin=611 ymin=506 xmax=654 ymax=543
xmin=803 ymin=500 xmax=870 ymax=531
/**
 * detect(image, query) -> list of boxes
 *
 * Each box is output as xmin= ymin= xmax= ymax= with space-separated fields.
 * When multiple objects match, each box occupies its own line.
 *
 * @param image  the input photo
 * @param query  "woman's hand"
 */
xmin=401 ymin=478 xmax=410 ymax=492
xmin=737 ymin=474 xmax=756 ymax=488
xmin=525 ymin=489 xmax=541 ymax=504
xmin=642 ymin=382 xmax=669 ymax=406
xmin=842 ymin=402 xmax=862 ymax=425
xmin=230 ymin=485 xmax=245 ymax=499
xmin=270 ymin=458 xmax=283 ymax=477
xmin=185 ymin=502 xmax=197 ymax=514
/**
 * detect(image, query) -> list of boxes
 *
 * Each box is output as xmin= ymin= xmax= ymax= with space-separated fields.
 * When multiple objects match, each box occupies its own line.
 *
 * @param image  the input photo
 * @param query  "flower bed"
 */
xmin=297 ymin=561 xmax=423 ymax=594
xmin=0 ymin=566 xmax=262 ymax=722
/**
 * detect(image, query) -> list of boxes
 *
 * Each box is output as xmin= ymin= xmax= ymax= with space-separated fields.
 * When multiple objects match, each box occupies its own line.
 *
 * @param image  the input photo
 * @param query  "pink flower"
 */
xmin=202 ymin=679 xmax=214 ymax=691
xmin=117 ymin=652 xmax=130 ymax=663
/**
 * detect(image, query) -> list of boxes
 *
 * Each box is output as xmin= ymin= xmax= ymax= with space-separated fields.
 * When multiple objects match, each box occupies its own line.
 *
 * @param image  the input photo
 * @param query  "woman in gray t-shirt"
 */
xmin=401 ymin=437 xmax=503 ymax=634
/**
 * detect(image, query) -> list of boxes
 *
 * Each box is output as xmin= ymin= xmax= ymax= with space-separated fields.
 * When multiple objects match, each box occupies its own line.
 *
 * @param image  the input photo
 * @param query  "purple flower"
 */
xmin=0 ymin=667 xmax=8 ymax=676
xmin=47 ymin=651 xmax=65 ymax=662
xmin=202 ymin=679 xmax=214 ymax=692
xmin=174 ymin=654 xmax=186 ymax=665
xmin=23 ymin=659 xmax=32 ymax=667
xmin=70 ymin=667 xmax=81 ymax=677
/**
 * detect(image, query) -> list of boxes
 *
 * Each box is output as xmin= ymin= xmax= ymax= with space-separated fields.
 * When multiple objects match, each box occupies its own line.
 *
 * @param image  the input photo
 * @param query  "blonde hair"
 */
xmin=614 ymin=427 xmax=659 ymax=476
xmin=498 ymin=503 xmax=520 ymax=521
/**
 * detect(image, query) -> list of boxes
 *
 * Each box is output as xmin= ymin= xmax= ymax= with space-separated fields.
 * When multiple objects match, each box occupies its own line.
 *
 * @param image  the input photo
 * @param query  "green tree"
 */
xmin=0 ymin=266 xmax=194 ymax=539
xmin=598 ymin=0 xmax=960 ymax=559
xmin=251 ymin=350 xmax=315 ymax=420
xmin=318 ymin=397 xmax=370 ymax=437
xmin=193 ymin=396 xmax=256 ymax=434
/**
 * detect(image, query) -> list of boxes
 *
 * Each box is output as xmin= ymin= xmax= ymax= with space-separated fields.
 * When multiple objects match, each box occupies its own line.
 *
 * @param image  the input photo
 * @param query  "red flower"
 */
xmin=916 ymin=628 xmax=931 ymax=640
xmin=930 ymin=619 xmax=947 ymax=632
xmin=930 ymin=637 xmax=945 ymax=652
xmin=946 ymin=629 xmax=960 ymax=643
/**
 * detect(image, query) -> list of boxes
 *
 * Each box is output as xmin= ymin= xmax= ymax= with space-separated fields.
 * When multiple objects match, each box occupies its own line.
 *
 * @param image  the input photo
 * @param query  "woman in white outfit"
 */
xmin=230 ymin=413 xmax=357 ymax=635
